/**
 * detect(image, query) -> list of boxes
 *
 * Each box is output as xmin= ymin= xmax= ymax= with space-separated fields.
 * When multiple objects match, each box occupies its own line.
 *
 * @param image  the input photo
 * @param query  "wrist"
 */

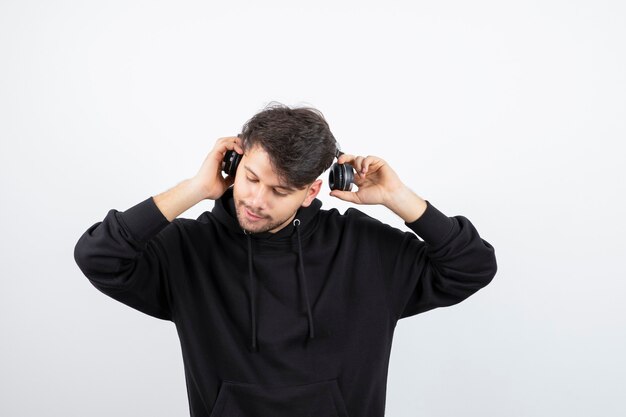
xmin=188 ymin=177 xmax=212 ymax=200
xmin=384 ymin=186 xmax=428 ymax=223
xmin=153 ymin=178 xmax=207 ymax=222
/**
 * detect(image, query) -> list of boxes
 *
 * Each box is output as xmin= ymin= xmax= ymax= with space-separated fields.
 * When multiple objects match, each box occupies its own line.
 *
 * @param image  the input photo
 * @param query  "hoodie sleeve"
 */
xmin=73 ymin=196 xmax=177 ymax=322
xmin=376 ymin=200 xmax=497 ymax=322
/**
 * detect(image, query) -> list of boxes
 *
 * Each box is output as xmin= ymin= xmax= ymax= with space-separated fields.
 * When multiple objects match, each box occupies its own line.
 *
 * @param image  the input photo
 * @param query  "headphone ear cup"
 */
xmin=329 ymin=162 xmax=355 ymax=191
xmin=222 ymin=150 xmax=242 ymax=177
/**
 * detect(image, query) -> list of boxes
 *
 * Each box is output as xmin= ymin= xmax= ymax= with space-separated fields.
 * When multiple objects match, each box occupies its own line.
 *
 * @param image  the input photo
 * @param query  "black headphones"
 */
xmin=222 ymin=135 xmax=355 ymax=191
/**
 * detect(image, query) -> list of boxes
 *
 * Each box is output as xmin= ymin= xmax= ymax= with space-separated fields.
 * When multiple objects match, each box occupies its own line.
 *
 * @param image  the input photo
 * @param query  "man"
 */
xmin=74 ymin=103 xmax=497 ymax=417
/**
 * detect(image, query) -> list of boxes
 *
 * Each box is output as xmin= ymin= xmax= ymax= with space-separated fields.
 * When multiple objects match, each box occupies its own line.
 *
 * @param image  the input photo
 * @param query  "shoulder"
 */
xmin=318 ymin=206 xmax=398 ymax=236
xmin=159 ymin=212 xmax=220 ymax=240
xmin=346 ymin=207 xmax=423 ymax=244
xmin=174 ymin=211 xmax=221 ymax=232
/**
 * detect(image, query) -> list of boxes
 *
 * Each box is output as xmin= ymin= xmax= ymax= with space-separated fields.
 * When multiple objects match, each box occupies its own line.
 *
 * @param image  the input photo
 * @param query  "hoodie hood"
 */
xmin=211 ymin=186 xmax=323 ymax=352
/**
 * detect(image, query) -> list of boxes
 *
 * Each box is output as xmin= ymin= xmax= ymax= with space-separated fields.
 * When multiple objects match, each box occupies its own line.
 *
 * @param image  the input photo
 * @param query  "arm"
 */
xmin=153 ymin=178 xmax=207 ymax=222
xmin=73 ymin=136 xmax=245 ymax=319
xmin=330 ymin=153 xmax=497 ymax=322
xmin=377 ymin=199 xmax=497 ymax=321
xmin=154 ymin=134 xmax=245 ymax=221
xmin=73 ymin=195 xmax=178 ymax=321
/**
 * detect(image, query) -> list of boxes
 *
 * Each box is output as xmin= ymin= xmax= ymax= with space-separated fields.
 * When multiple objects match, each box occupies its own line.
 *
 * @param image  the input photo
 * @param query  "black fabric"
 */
xmin=74 ymin=186 xmax=497 ymax=417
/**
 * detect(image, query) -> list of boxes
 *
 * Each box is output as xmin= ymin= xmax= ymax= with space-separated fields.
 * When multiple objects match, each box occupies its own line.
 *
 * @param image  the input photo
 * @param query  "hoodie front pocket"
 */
xmin=209 ymin=378 xmax=350 ymax=417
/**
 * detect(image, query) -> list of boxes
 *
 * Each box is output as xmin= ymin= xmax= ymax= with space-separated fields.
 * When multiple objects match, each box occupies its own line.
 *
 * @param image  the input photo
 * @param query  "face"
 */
xmin=233 ymin=144 xmax=322 ymax=234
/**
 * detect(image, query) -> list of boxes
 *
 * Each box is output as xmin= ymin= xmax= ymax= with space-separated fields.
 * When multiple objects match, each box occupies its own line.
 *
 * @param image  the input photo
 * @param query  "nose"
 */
xmin=250 ymin=186 xmax=269 ymax=212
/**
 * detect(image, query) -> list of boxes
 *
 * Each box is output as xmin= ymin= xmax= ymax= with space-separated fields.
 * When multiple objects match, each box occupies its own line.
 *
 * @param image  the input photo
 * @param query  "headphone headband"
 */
xmin=334 ymin=141 xmax=344 ymax=159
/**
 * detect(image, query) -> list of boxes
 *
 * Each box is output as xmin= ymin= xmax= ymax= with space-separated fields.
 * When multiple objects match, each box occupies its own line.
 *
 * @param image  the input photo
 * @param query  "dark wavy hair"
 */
xmin=239 ymin=102 xmax=337 ymax=190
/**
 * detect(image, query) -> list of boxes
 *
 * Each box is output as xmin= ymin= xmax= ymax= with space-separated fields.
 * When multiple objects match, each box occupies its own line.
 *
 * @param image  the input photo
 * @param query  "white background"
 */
xmin=1 ymin=1 xmax=625 ymax=416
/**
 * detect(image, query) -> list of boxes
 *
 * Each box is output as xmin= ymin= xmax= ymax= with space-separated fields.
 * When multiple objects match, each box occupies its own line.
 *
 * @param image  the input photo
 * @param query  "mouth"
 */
xmin=244 ymin=207 xmax=264 ymax=221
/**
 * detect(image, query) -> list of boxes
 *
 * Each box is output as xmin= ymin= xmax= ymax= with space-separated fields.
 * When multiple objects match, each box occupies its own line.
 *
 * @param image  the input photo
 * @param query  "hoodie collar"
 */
xmin=210 ymin=186 xmax=322 ymax=352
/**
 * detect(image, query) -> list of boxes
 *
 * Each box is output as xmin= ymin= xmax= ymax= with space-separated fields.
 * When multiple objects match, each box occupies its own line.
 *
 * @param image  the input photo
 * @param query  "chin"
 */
xmin=235 ymin=210 xmax=267 ymax=233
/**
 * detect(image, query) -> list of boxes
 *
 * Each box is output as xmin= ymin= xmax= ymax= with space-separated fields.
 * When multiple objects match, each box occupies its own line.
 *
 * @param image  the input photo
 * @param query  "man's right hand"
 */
xmin=192 ymin=136 xmax=245 ymax=201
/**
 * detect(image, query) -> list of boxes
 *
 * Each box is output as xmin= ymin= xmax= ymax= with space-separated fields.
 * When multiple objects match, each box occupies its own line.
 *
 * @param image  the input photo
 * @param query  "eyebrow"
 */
xmin=244 ymin=166 xmax=297 ymax=192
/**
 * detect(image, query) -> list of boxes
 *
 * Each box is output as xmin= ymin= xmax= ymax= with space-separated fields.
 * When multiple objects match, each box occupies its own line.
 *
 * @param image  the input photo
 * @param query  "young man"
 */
xmin=74 ymin=103 xmax=497 ymax=417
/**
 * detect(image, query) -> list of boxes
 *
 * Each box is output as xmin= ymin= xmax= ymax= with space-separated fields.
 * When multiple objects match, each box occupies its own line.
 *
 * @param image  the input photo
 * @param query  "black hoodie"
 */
xmin=74 ymin=186 xmax=497 ymax=417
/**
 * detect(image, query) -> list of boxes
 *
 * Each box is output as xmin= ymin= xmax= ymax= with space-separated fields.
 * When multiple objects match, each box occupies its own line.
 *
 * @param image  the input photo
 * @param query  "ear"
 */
xmin=301 ymin=179 xmax=322 ymax=207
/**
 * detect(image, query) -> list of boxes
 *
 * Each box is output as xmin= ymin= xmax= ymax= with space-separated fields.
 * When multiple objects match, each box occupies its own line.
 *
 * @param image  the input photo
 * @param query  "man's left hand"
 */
xmin=329 ymin=153 xmax=428 ymax=223
xmin=329 ymin=153 xmax=405 ymax=206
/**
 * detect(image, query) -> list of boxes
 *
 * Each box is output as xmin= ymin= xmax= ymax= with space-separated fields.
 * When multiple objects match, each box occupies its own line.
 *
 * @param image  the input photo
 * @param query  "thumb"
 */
xmin=329 ymin=190 xmax=358 ymax=203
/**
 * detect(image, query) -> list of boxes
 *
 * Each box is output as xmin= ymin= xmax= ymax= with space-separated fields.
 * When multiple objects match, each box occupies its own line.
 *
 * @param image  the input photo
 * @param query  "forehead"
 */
xmin=242 ymin=145 xmax=297 ymax=191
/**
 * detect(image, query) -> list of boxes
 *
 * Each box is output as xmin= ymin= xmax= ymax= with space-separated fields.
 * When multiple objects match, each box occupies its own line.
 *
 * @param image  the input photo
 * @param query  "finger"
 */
xmin=354 ymin=156 xmax=365 ymax=175
xmin=361 ymin=155 xmax=376 ymax=175
xmin=218 ymin=136 xmax=238 ymax=143
xmin=346 ymin=156 xmax=366 ymax=179
xmin=361 ymin=155 xmax=384 ymax=176
xmin=219 ymin=136 xmax=244 ymax=154
xmin=233 ymin=136 xmax=244 ymax=154
xmin=337 ymin=153 xmax=365 ymax=177
xmin=337 ymin=153 xmax=354 ymax=165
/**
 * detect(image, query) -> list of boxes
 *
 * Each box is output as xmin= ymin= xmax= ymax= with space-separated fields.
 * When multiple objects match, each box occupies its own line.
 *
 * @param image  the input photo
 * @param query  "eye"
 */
xmin=247 ymin=176 xmax=287 ymax=196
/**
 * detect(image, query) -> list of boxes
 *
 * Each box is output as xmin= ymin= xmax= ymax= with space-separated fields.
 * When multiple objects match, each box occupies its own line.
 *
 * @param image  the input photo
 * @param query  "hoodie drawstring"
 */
xmin=245 ymin=230 xmax=258 ymax=351
xmin=244 ymin=218 xmax=315 ymax=352
xmin=294 ymin=219 xmax=315 ymax=340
